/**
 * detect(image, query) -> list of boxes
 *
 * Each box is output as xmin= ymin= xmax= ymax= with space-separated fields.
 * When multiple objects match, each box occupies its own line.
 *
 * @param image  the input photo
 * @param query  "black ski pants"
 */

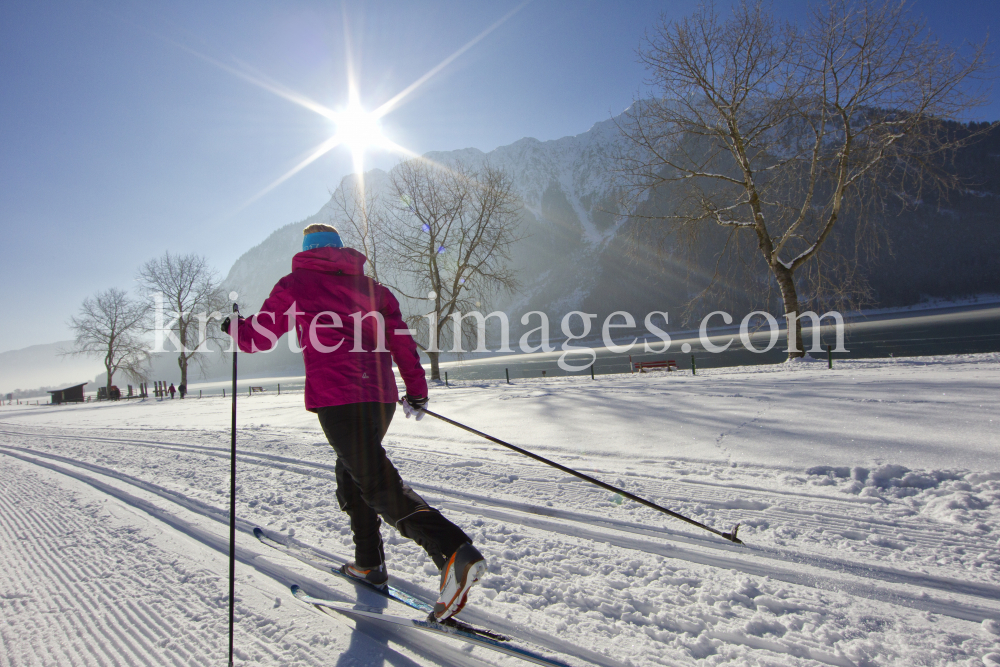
xmin=317 ymin=402 xmax=470 ymax=570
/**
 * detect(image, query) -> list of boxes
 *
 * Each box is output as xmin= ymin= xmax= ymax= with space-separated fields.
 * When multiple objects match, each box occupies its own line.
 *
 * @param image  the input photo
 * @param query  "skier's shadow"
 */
xmin=334 ymin=585 xmax=423 ymax=667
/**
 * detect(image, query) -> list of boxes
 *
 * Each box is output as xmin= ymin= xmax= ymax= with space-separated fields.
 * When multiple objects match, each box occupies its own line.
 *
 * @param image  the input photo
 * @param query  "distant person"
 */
xmin=178 ymin=383 xmax=187 ymax=399
xmin=222 ymin=223 xmax=485 ymax=621
xmin=168 ymin=383 xmax=176 ymax=399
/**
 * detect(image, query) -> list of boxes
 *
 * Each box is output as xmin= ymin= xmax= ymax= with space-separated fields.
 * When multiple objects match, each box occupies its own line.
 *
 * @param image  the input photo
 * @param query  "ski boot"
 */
xmin=340 ymin=561 xmax=389 ymax=590
xmin=434 ymin=542 xmax=486 ymax=621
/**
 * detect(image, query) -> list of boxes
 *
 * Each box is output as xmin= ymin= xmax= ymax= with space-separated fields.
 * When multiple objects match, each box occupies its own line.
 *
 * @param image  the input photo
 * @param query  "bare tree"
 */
xmin=617 ymin=0 xmax=992 ymax=357
xmin=136 ymin=252 xmax=228 ymax=394
xmin=68 ymin=288 xmax=149 ymax=396
xmin=384 ymin=159 xmax=522 ymax=380
xmin=329 ymin=177 xmax=387 ymax=282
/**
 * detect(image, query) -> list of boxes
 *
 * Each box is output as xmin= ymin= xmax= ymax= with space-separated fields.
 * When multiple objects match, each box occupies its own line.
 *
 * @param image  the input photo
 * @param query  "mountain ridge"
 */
xmin=223 ymin=113 xmax=631 ymax=318
xmin=218 ymin=108 xmax=1000 ymax=374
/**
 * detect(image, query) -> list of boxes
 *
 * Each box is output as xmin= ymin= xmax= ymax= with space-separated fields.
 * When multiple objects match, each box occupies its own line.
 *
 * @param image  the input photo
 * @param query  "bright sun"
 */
xmin=332 ymin=100 xmax=385 ymax=172
xmin=219 ymin=3 xmax=527 ymax=204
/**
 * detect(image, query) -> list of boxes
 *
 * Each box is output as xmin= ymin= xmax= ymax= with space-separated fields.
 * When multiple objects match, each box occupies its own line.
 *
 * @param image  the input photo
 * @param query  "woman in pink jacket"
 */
xmin=224 ymin=223 xmax=486 ymax=621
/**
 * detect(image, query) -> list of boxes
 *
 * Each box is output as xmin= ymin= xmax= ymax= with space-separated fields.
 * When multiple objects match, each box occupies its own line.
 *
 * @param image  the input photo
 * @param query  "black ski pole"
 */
xmin=228 ymin=303 xmax=239 ymax=667
xmin=407 ymin=402 xmax=742 ymax=545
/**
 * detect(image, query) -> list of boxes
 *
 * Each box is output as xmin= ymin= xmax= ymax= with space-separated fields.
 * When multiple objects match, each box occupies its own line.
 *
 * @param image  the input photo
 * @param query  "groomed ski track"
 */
xmin=1 ymin=429 xmax=997 ymax=625
xmin=0 ymin=441 xmax=600 ymax=667
xmin=0 ymin=454 xmax=521 ymax=667
xmin=2 ymin=356 xmax=999 ymax=665
xmin=0 ymin=419 xmax=997 ymax=666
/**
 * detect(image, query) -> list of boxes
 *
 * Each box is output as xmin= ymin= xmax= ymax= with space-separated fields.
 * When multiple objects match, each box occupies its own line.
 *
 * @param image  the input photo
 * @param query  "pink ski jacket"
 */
xmin=232 ymin=247 xmax=427 ymax=411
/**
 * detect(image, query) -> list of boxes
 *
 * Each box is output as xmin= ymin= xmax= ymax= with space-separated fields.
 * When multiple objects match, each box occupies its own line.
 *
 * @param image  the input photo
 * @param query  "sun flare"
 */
xmin=211 ymin=2 xmax=529 ymax=211
xmin=332 ymin=100 xmax=385 ymax=173
xmin=334 ymin=102 xmax=384 ymax=154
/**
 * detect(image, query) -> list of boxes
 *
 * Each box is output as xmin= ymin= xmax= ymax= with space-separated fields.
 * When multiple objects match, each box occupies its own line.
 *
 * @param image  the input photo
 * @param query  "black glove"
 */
xmin=405 ymin=394 xmax=428 ymax=411
xmin=221 ymin=317 xmax=231 ymax=335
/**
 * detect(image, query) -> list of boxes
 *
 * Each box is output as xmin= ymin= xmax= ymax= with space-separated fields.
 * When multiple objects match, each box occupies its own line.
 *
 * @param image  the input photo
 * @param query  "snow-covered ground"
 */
xmin=1 ymin=353 xmax=998 ymax=666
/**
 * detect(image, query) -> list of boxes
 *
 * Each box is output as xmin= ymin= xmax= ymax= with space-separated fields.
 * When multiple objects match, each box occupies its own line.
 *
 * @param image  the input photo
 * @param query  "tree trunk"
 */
xmin=427 ymin=350 xmax=441 ymax=381
xmin=105 ymin=361 xmax=113 ymax=398
xmin=177 ymin=314 xmax=188 ymax=398
xmin=774 ymin=266 xmax=804 ymax=360
xmin=177 ymin=355 xmax=188 ymax=398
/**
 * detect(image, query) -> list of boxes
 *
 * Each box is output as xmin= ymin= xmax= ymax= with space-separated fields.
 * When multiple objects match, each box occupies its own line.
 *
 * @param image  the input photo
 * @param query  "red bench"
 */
xmin=634 ymin=359 xmax=677 ymax=373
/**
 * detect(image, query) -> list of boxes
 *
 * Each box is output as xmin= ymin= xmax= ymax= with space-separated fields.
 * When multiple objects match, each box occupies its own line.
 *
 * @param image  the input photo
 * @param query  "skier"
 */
xmin=222 ymin=223 xmax=486 ymax=621
xmin=168 ymin=383 xmax=176 ymax=399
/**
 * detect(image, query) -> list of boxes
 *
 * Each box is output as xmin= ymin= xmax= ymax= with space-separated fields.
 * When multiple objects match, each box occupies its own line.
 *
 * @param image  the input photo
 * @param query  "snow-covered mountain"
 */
xmin=222 ymin=109 xmax=1000 ymax=370
xmin=425 ymin=116 xmax=627 ymax=247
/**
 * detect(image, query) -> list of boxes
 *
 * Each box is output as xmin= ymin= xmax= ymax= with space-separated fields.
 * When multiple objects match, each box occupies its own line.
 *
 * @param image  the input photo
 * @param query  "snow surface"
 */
xmin=1 ymin=353 xmax=998 ymax=666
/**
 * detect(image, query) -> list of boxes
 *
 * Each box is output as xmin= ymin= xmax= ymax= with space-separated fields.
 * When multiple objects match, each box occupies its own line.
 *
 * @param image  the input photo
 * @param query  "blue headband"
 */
xmin=303 ymin=231 xmax=343 ymax=251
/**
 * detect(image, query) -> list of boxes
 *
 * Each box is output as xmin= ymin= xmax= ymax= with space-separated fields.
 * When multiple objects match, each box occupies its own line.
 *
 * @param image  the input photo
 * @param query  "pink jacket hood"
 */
xmin=292 ymin=246 xmax=368 ymax=275
xmin=232 ymin=247 xmax=428 ymax=411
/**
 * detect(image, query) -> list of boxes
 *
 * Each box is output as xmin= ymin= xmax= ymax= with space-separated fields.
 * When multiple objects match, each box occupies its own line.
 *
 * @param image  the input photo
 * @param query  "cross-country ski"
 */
xmin=254 ymin=525 xmax=511 ymax=641
xmin=291 ymin=585 xmax=571 ymax=667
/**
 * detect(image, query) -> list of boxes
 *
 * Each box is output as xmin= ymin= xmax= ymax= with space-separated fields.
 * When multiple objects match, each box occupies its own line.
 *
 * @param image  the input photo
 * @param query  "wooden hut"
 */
xmin=48 ymin=383 xmax=87 ymax=405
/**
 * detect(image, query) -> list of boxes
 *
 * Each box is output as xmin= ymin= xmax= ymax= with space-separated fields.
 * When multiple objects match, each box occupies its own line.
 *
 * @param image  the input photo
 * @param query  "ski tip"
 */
xmin=252 ymin=527 xmax=264 ymax=539
xmin=724 ymin=524 xmax=743 ymax=545
xmin=290 ymin=584 xmax=303 ymax=596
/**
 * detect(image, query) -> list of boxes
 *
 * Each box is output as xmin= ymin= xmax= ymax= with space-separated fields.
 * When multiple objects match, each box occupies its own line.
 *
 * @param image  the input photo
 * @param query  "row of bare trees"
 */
xmin=70 ymin=160 xmax=524 ymax=391
xmin=69 ymin=253 xmax=228 ymax=397
xmin=616 ymin=0 xmax=992 ymax=358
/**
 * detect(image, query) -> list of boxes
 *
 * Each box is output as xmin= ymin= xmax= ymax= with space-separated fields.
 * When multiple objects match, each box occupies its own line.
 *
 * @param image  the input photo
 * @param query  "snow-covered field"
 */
xmin=1 ymin=353 xmax=998 ymax=666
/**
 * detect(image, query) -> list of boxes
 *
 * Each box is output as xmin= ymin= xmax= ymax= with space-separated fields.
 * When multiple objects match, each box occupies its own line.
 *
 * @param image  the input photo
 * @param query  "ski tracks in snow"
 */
xmin=1 ymin=422 xmax=999 ymax=666
xmin=0 ymin=435 xmax=596 ymax=667
xmin=0 ymin=456 xmax=337 ymax=667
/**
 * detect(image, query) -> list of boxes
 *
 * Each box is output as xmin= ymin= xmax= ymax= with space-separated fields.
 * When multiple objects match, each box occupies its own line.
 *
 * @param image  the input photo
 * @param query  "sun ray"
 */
xmin=233 ymin=134 xmax=343 ymax=213
xmin=173 ymin=41 xmax=337 ymax=120
xmin=372 ymin=0 xmax=532 ymax=119
xmin=177 ymin=2 xmax=531 ymax=216
xmin=378 ymin=139 xmax=486 ymax=187
xmin=230 ymin=57 xmax=337 ymax=119
xmin=341 ymin=3 xmax=359 ymax=101
xmin=378 ymin=138 xmax=423 ymax=160
xmin=381 ymin=139 xmax=483 ymax=177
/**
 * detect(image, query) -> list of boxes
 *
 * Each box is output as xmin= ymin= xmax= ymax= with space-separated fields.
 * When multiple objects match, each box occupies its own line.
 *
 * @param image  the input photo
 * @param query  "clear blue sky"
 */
xmin=1 ymin=0 xmax=997 ymax=353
